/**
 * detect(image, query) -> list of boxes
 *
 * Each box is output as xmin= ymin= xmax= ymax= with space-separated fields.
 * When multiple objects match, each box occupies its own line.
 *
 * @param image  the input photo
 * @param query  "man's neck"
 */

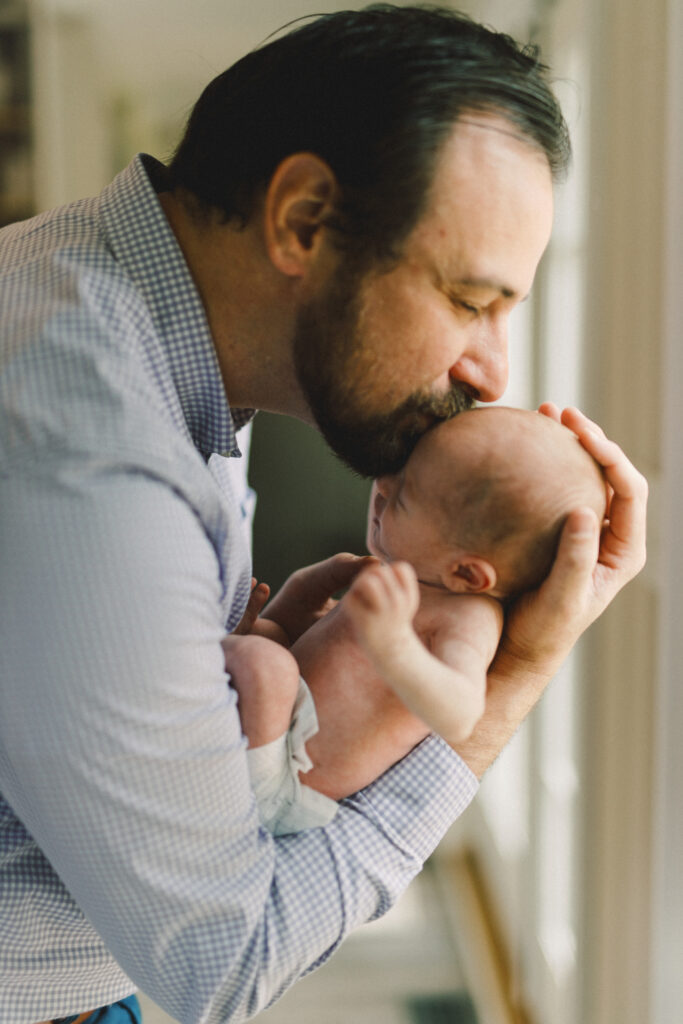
xmin=157 ymin=191 xmax=311 ymax=420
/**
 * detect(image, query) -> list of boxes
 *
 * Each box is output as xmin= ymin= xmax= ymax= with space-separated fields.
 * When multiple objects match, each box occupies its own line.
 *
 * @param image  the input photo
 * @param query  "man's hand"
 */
xmin=506 ymin=404 xmax=648 ymax=667
xmin=261 ymin=553 xmax=380 ymax=644
xmin=456 ymin=405 xmax=647 ymax=778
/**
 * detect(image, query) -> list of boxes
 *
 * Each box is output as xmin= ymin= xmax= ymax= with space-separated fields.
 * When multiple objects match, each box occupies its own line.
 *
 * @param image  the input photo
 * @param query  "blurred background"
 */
xmin=1 ymin=1 xmax=680 ymax=1021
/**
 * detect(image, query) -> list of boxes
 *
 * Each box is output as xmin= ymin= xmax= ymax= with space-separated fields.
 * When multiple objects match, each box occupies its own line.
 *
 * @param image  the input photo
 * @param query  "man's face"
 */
xmin=293 ymin=114 xmax=554 ymax=478
xmin=292 ymin=256 xmax=474 ymax=478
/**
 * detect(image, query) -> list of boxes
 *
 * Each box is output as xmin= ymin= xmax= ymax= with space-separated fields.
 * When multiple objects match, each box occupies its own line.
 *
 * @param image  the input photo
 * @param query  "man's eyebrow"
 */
xmin=452 ymin=277 xmax=527 ymax=301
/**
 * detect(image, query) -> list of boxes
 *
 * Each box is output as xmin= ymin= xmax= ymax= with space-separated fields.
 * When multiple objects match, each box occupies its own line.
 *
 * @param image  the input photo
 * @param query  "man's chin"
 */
xmin=319 ymin=405 xmax=466 ymax=477
xmin=304 ymin=378 xmax=475 ymax=476
xmin=320 ymin=421 xmax=422 ymax=477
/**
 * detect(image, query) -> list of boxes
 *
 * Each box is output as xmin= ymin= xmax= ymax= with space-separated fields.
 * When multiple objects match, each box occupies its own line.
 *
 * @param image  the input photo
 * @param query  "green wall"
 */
xmin=248 ymin=412 xmax=372 ymax=594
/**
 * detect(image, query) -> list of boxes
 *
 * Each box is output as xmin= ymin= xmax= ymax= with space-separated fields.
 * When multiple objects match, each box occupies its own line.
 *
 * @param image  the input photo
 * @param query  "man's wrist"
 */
xmin=454 ymin=658 xmax=555 ymax=779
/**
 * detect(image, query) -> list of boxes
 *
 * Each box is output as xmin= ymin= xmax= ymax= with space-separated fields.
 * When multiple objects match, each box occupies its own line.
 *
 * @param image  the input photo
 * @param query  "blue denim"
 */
xmin=56 ymin=994 xmax=141 ymax=1024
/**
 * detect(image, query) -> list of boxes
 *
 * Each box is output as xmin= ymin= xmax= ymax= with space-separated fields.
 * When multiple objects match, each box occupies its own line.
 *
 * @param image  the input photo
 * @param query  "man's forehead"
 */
xmin=446 ymin=111 xmax=552 ymax=169
xmin=416 ymin=118 xmax=554 ymax=299
xmin=428 ymin=113 xmax=554 ymax=208
xmin=456 ymin=114 xmax=542 ymax=149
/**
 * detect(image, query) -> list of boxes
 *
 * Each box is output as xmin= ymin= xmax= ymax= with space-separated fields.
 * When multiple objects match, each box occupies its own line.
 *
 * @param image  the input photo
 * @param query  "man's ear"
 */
xmin=445 ymin=556 xmax=498 ymax=594
xmin=263 ymin=153 xmax=337 ymax=278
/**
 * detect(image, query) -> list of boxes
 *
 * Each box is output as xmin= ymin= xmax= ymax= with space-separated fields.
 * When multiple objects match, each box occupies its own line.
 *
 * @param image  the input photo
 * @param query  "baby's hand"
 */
xmin=233 ymin=578 xmax=270 ymax=635
xmin=233 ymin=578 xmax=290 ymax=646
xmin=344 ymin=561 xmax=420 ymax=659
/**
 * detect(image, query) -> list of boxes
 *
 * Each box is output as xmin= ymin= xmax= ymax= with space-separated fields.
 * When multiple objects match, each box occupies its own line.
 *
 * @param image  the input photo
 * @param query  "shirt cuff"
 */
xmin=341 ymin=733 xmax=479 ymax=864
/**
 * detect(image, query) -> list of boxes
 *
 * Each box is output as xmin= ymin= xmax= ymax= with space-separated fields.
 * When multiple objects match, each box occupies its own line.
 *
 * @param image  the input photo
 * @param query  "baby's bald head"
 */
xmin=415 ymin=407 xmax=606 ymax=598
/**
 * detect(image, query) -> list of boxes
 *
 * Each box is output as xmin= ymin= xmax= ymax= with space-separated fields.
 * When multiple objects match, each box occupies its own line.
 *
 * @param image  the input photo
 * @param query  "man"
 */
xmin=0 ymin=6 xmax=646 ymax=1024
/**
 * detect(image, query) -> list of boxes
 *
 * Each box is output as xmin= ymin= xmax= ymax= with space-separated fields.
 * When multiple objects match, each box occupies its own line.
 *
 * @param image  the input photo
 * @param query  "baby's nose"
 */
xmin=374 ymin=474 xmax=397 ymax=498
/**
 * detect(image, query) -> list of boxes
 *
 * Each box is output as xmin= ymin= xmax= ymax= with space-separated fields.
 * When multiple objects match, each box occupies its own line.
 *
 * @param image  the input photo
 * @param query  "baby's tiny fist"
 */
xmin=386 ymin=562 xmax=420 ymax=616
xmin=348 ymin=565 xmax=384 ymax=611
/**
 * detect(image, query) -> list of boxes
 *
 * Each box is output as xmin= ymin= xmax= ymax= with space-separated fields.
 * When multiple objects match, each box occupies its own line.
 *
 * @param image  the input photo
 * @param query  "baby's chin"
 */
xmin=365 ymin=526 xmax=407 ymax=567
xmin=365 ymin=535 xmax=387 ymax=563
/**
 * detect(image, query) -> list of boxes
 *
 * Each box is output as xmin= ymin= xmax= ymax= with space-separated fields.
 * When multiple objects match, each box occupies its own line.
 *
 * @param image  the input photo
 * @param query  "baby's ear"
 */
xmin=446 ymin=556 xmax=498 ymax=594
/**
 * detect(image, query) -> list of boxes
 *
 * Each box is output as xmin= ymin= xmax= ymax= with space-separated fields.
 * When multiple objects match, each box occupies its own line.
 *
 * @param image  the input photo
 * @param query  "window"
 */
xmin=443 ymin=4 xmax=593 ymax=1022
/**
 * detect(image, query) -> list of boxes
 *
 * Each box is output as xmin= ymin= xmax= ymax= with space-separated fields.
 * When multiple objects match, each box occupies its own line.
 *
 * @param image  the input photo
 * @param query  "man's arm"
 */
xmin=455 ymin=406 xmax=648 ymax=778
xmin=0 ymin=467 xmax=476 ymax=1023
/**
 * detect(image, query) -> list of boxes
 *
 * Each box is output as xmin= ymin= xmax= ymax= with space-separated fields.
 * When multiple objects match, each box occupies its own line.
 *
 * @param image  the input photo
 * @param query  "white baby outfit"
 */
xmin=245 ymin=678 xmax=339 ymax=835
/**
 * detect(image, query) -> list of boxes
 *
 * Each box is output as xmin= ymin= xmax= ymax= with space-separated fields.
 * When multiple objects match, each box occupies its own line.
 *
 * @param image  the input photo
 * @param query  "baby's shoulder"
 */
xmin=418 ymin=591 xmax=503 ymax=641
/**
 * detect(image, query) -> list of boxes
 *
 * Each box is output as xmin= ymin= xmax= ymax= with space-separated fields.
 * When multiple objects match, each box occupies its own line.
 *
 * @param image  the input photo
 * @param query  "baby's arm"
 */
xmin=232 ymin=578 xmax=290 ymax=646
xmin=344 ymin=562 xmax=503 ymax=746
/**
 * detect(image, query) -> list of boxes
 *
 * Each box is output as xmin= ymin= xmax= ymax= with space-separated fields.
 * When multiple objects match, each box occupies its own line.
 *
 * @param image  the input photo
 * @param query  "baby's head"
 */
xmin=366 ymin=407 xmax=607 ymax=600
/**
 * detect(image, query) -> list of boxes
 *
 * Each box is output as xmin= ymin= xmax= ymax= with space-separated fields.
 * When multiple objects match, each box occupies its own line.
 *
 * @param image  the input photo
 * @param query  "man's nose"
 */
xmin=449 ymin=316 xmax=510 ymax=403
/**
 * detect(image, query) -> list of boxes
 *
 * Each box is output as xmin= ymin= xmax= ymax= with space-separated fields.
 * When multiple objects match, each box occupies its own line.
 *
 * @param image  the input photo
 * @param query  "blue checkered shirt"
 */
xmin=0 ymin=155 xmax=478 ymax=1024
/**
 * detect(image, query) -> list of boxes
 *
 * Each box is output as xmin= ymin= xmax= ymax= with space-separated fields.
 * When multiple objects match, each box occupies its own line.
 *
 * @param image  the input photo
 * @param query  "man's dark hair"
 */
xmin=168 ymin=4 xmax=570 ymax=262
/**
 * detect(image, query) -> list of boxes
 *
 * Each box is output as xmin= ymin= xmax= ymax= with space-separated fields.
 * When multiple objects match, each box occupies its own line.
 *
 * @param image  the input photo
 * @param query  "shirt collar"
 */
xmin=99 ymin=154 xmax=254 ymax=458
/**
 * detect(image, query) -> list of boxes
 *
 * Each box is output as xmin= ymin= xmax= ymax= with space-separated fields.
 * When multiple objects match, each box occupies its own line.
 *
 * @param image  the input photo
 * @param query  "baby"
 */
xmin=223 ymin=406 xmax=607 ymax=834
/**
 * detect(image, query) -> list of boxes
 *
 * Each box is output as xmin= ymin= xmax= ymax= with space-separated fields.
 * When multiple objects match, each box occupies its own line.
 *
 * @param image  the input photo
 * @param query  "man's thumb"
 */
xmin=548 ymin=508 xmax=600 ymax=599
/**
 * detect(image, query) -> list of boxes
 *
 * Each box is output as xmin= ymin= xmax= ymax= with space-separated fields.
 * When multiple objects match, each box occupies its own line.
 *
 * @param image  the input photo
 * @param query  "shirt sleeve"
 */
xmin=0 ymin=464 xmax=478 ymax=1024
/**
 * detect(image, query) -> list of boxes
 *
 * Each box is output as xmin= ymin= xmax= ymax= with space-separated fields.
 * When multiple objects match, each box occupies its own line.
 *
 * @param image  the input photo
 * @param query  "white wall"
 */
xmin=653 ymin=1 xmax=683 ymax=1018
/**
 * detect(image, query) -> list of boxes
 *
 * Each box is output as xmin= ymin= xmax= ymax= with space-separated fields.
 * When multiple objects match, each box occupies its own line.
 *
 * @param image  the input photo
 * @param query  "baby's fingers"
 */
xmin=349 ymin=561 xmax=418 ymax=616
xmin=389 ymin=561 xmax=420 ymax=605
xmin=233 ymin=579 xmax=270 ymax=635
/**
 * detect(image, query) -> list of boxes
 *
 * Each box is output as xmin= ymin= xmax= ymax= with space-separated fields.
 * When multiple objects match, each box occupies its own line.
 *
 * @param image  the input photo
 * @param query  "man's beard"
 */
xmin=292 ymin=261 xmax=474 ymax=478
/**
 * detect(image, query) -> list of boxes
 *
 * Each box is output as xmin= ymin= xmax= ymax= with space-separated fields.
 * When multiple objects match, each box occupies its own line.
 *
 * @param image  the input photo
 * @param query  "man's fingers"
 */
xmin=586 ymin=437 xmax=647 ymax=542
xmin=538 ymin=401 xmax=561 ymax=422
xmin=541 ymin=508 xmax=600 ymax=614
xmin=498 ymin=406 xmax=646 ymax=686
xmin=555 ymin=406 xmax=647 ymax=577
xmin=560 ymin=406 xmax=606 ymax=438
xmin=501 ymin=507 xmax=600 ymax=670
xmin=569 ymin=421 xmax=648 ymax=569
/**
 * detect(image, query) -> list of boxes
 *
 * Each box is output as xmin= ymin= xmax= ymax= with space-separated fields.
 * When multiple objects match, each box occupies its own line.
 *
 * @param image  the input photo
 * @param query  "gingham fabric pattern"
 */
xmin=0 ymin=155 xmax=478 ymax=1024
